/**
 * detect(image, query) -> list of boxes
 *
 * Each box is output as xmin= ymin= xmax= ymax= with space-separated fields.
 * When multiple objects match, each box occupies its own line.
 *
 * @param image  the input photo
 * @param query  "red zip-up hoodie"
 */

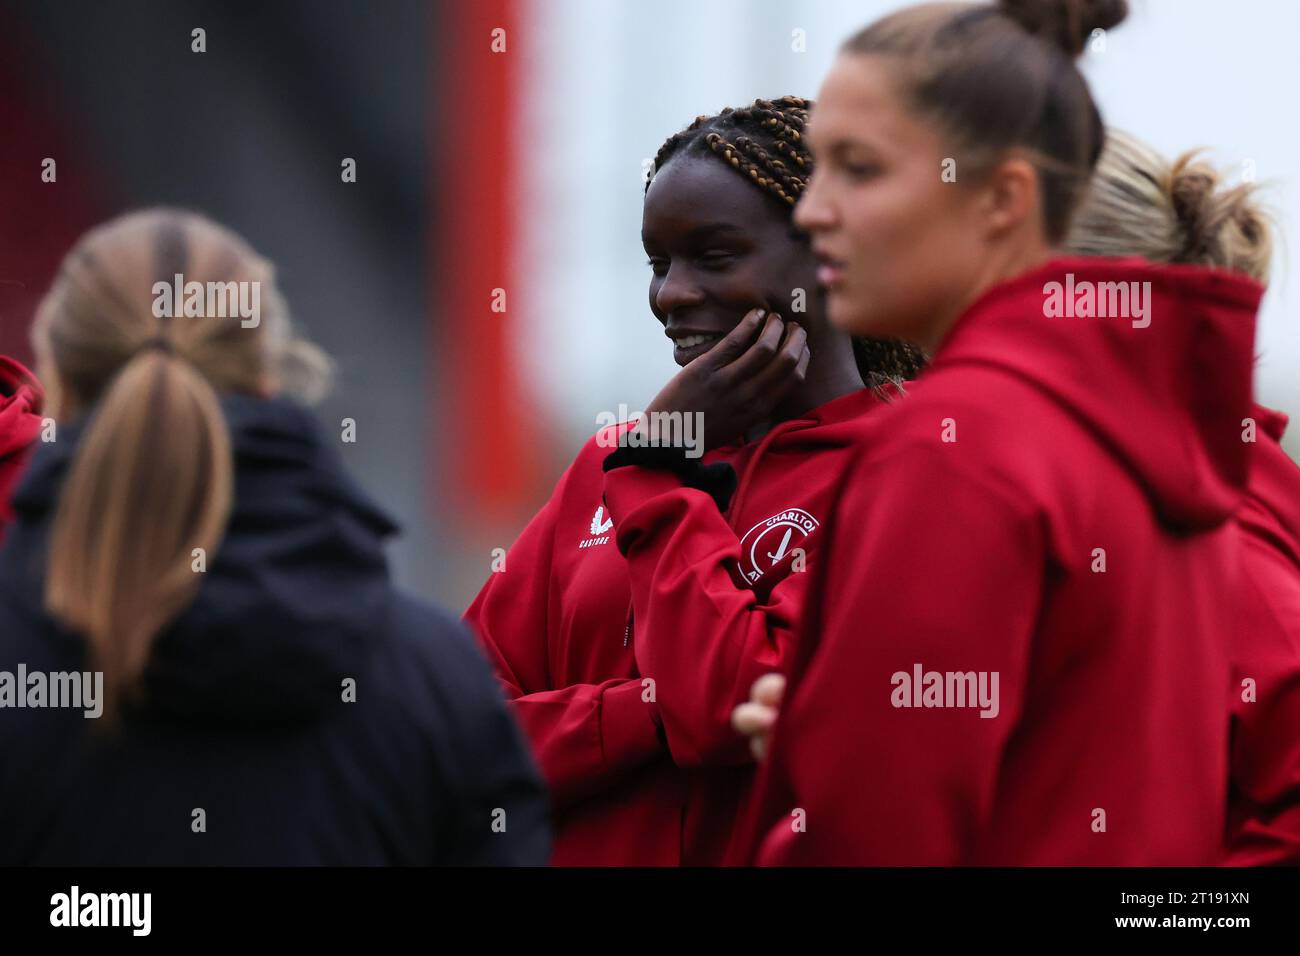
xmin=1226 ymin=403 xmax=1300 ymax=864
xmin=464 ymin=385 xmax=899 ymax=865
xmin=741 ymin=257 xmax=1261 ymax=865
xmin=0 ymin=356 xmax=43 ymax=544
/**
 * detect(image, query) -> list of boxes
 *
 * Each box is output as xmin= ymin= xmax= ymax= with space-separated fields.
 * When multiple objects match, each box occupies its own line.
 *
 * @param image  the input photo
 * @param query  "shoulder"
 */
xmin=877 ymin=363 xmax=1087 ymax=459
xmin=377 ymin=593 xmax=500 ymax=699
xmin=378 ymin=592 xmax=539 ymax=735
xmin=541 ymin=420 xmax=642 ymax=513
xmin=530 ymin=421 xmax=641 ymax=500
xmin=846 ymin=370 xmax=1067 ymax=521
xmin=376 ymin=592 xmax=543 ymax=798
xmin=581 ymin=420 xmax=640 ymax=465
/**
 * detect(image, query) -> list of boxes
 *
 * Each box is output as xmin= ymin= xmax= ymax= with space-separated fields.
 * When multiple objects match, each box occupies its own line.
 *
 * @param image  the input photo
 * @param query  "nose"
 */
xmin=794 ymin=169 xmax=835 ymax=233
xmin=653 ymin=262 xmax=707 ymax=317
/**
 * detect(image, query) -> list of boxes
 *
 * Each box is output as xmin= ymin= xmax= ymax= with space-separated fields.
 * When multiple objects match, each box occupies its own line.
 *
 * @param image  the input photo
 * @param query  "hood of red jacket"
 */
xmin=1240 ymin=402 xmax=1300 ymax=570
xmin=0 ymin=356 xmax=44 ymax=540
xmin=0 ymin=356 xmax=43 ymax=459
xmin=1253 ymin=402 xmax=1289 ymax=444
xmin=933 ymin=256 xmax=1261 ymax=531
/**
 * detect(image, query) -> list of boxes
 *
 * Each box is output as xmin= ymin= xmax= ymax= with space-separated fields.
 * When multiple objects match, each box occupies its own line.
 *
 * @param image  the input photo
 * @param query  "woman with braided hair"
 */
xmin=465 ymin=95 xmax=922 ymax=865
xmin=639 ymin=96 xmax=923 ymax=412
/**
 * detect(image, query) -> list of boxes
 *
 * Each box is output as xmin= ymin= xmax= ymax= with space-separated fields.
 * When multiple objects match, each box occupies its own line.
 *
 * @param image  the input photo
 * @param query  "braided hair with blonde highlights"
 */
xmin=646 ymin=96 xmax=927 ymax=387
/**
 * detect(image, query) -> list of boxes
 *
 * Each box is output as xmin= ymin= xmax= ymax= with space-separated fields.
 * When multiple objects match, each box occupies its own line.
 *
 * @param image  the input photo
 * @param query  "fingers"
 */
xmin=752 ymin=672 xmax=787 ymax=708
xmin=731 ymin=701 xmax=778 ymax=736
xmin=721 ymin=311 xmax=788 ymax=379
xmin=732 ymin=702 xmax=779 ymax=762
xmin=697 ymin=308 xmax=767 ymax=369
xmin=744 ymin=321 xmax=808 ymax=399
xmin=733 ymin=673 xmax=786 ymax=763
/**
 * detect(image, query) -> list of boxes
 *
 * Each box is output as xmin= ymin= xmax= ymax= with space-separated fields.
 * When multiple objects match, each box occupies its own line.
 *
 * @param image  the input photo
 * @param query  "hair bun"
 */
xmin=1165 ymin=152 xmax=1272 ymax=281
xmin=998 ymin=0 xmax=1129 ymax=58
xmin=1167 ymin=159 xmax=1217 ymax=242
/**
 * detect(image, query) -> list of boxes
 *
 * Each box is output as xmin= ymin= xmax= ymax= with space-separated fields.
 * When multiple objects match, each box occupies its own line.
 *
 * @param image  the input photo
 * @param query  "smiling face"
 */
xmin=642 ymin=155 xmax=823 ymax=366
xmin=794 ymin=54 xmax=1005 ymax=351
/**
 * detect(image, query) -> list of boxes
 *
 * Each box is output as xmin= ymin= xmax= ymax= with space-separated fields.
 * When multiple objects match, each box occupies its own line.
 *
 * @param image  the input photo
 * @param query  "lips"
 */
xmin=813 ymin=246 xmax=847 ymax=289
xmin=665 ymin=327 xmax=726 ymax=366
xmin=675 ymin=333 xmax=718 ymax=349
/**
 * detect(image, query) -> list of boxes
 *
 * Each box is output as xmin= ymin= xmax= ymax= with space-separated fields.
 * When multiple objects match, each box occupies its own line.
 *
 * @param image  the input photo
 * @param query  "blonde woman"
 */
xmin=1070 ymin=130 xmax=1300 ymax=865
xmin=0 ymin=208 xmax=549 ymax=865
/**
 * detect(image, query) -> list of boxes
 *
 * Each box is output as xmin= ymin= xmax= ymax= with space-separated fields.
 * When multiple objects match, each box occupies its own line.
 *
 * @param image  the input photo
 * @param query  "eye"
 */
xmin=841 ymin=160 xmax=880 ymax=180
xmin=646 ymin=257 xmax=669 ymax=277
xmin=697 ymin=250 xmax=738 ymax=271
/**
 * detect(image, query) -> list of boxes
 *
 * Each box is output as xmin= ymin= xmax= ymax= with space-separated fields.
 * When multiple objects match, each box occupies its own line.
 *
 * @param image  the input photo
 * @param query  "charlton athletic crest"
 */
xmin=737 ymin=508 xmax=818 ymax=583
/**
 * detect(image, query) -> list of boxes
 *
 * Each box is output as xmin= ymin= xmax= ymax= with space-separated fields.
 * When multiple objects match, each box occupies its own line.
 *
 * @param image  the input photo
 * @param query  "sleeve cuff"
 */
xmin=602 ymin=451 xmax=737 ymax=515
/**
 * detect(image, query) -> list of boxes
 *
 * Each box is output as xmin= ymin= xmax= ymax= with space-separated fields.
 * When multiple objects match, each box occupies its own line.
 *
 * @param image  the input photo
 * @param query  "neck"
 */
xmin=759 ymin=323 xmax=865 ymax=433
xmin=923 ymin=239 xmax=1055 ymax=353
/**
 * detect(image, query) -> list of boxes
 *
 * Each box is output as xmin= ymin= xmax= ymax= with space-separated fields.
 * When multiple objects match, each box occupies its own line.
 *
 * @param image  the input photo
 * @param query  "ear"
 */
xmin=978 ymin=153 xmax=1042 ymax=240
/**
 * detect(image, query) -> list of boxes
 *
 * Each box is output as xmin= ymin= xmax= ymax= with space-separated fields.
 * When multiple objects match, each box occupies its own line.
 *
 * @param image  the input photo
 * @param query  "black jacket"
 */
xmin=0 ymin=394 xmax=550 ymax=865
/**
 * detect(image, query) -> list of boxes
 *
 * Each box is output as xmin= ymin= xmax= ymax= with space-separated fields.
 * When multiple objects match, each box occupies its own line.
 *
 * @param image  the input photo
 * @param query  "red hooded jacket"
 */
xmin=0 ymin=356 xmax=43 ymax=543
xmin=1225 ymin=403 xmax=1300 ymax=864
xmin=465 ymin=385 xmax=899 ymax=865
xmin=741 ymin=257 xmax=1262 ymax=865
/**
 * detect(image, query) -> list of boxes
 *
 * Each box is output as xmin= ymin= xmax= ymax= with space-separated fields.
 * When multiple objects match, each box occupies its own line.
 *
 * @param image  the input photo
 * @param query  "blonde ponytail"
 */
xmin=45 ymin=349 xmax=232 ymax=718
xmin=30 ymin=208 xmax=329 ymax=720
xmin=1166 ymin=150 xmax=1274 ymax=283
xmin=1067 ymin=129 xmax=1274 ymax=282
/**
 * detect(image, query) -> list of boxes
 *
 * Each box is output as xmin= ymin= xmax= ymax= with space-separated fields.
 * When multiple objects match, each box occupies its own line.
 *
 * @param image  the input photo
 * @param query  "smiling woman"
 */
xmin=464 ymin=94 xmax=927 ymax=867
xmin=642 ymin=96 xmax=924 ymax=391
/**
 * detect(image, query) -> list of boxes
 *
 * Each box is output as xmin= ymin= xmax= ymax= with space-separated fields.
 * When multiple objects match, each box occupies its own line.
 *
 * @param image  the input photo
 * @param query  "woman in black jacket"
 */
xmin=0 ymin=208 xmax=549 ymax=865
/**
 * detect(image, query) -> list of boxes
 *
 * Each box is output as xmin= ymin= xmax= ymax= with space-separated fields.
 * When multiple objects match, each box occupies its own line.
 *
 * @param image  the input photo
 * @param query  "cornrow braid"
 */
xmin=646 ymin=95 xmax=813 ymax=208
xmin=852 ymin=337 xmax=927 ymax=389
xmin=646 ymin=96 xmax=926 ymax=388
